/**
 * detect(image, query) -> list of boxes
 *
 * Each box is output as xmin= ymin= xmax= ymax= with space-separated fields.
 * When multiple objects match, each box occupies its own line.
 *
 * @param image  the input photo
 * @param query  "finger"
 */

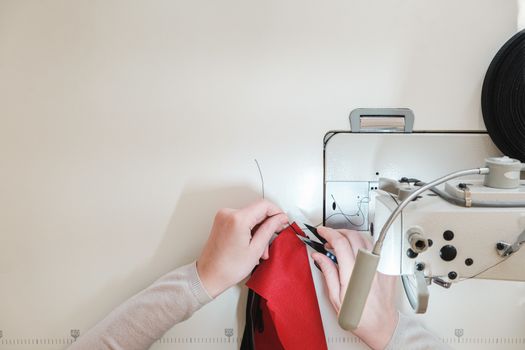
xmin=316 ymin=226 xmax=355 ymax=287
xmin=261 ymin=245 xmax=270 ymax=260
xmin=312 ymin=252 xmax=342 ymax=313
xmin=353 ymin=230 xmax=374 ymax=251
xmin=249 ymin=213 xmax=288 ymax=255
xmin=239 ymin=199 xmax=284 ymax=229
xmin=339 ymin=229 xmax=368 ymax=257
xmin=362 ymin=233 xmax=373 ymax=250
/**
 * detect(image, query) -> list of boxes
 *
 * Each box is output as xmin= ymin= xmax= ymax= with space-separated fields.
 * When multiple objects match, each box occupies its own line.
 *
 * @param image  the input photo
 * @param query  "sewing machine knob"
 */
xmin=443 ymin=230 xmax=454 ymax=241
xmin=406 ymin=248 xmax=418 ymax=258
xmin=439 ymin=245 xmax=457 ymax=261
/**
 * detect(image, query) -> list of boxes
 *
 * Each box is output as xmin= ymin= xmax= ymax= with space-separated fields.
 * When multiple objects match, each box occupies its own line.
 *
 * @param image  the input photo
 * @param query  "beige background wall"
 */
xmin=0 ymin=1 xmax=521 ymax=349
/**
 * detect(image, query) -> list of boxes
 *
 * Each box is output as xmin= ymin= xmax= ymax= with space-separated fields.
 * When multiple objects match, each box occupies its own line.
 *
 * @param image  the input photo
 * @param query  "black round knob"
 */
xmin=465 ymin=258 xmax=474 ymax=266
xmin=443 ymin=230 xmax=454 ymax=241
xmin=448 ymin=271 xmax=458 ymax=280
xmin=406 ymin=248 xmax=418 ymax=259
xmin=440 ymin=245 xmax=457 ymax=261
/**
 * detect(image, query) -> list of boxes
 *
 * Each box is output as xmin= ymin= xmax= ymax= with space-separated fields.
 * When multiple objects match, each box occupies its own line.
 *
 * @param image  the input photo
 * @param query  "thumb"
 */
xmin=249 ymin=213 xmax=288 ymax=255
xmin=312 ymin=252 xmax=342 ymax=313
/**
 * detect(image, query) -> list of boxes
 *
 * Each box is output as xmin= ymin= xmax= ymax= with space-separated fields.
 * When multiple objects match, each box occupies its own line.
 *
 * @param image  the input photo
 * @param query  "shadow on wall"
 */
xmin=157 ymin=184 xmax=263 ymax=268
xmin=72 ymin=184 xmax=262 ymax=336
xmin=156 ymin=184 xmax=262 ymax=334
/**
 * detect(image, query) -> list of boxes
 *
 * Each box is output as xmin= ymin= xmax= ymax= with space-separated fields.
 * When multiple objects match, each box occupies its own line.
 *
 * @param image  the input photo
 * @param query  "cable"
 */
xmin=482 ymin=29 xmax=525 ymax=162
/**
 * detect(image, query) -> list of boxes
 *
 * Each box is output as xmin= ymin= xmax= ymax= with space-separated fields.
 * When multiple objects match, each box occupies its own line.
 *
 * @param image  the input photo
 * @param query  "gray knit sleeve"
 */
xmin=68 ymin=261 xmax=212 ymax=350
xmin=385 ymin=312 xmax=453 ymax=350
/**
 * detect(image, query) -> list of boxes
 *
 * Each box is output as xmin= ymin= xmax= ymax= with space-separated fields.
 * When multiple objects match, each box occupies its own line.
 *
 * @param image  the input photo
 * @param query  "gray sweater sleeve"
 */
xmin=385 ymin=312 xmax=452 ymax=350
xmin=69 ymin=262 xmax=450 ymax=350
xmin=68 ymin=261 xmax=212 ymax=350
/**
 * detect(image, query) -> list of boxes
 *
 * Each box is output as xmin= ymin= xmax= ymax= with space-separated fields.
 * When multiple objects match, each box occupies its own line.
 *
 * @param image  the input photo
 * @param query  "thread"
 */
xmin=456 ymin=254 xmax=513 ymax=282
xmin=254 ymin=159 xmax=265 ymax=199
xmin=482 ymin=29 xmax=525 ymax=161
xmin=326 ymin=194 xmax=370 ymax=227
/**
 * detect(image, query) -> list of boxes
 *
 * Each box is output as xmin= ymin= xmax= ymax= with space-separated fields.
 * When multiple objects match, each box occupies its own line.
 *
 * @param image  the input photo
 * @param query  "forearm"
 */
xmin=384 ymin=312 xmax=452 ymax=350
xmin=69 ymin=261 xmax=212 ymax=350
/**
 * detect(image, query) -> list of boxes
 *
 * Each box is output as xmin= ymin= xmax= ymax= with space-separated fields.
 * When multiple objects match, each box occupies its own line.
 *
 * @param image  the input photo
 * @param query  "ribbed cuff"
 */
xmin=384 ymin=311 xmax=403 ymax=350
xmin=187 ymin=261 xmax=213 ymax=305
xmin=384 ymin=311 xmax=451 ymax=350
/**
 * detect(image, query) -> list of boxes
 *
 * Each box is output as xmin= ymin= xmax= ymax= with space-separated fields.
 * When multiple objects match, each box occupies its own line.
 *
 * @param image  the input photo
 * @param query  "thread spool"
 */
xmin=482 ymin=30 xmax=525 ymax=162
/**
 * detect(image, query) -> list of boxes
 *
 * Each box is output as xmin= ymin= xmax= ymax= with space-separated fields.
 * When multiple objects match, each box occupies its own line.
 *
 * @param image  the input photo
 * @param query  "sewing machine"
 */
xmin=324 ymin=110 xmax=525 ymax=347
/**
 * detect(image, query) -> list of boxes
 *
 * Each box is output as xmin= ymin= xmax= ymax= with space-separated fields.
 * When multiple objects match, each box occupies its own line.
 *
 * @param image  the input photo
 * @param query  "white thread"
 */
xmin=254 ymin=159 xmax=265 ymax=199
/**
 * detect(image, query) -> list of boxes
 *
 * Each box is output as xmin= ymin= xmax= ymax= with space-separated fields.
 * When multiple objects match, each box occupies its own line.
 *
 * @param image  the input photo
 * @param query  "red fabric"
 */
xmin=246 ymin=223 xmax=328 ymax=350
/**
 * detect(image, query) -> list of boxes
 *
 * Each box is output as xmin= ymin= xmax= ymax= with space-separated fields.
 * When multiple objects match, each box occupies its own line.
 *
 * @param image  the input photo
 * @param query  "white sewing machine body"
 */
xmin=325 ymin=112 xmax=525 ymax=319
xmin=374 ymin=179 xmax=525 ymax=282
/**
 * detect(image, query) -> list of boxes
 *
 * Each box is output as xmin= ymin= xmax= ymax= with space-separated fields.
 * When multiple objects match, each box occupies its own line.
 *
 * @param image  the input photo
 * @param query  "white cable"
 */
xmin=519 ymin=0 xmax=525 ymax=31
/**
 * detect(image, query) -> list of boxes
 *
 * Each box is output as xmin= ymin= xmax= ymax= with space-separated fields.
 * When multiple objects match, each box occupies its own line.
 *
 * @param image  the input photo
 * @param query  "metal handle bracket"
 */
xmin=349 ymin=108 xmax=415 ymax=133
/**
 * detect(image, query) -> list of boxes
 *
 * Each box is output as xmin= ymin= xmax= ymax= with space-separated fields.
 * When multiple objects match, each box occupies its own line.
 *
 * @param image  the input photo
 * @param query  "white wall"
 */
xmin=0 ymin=1 xmax=519 ymax=349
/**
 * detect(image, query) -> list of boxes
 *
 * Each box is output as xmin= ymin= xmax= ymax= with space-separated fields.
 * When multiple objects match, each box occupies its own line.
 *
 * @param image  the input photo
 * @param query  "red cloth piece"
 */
xmin=253 ymin=298 xmax=285 ymax=350
xmin=246 ymin=223 xmax=328 ymax=350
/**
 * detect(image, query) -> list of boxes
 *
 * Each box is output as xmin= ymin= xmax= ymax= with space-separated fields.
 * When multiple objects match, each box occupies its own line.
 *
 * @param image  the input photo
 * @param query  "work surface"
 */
xmin=0 ymin=0 xmax=523 ymax=349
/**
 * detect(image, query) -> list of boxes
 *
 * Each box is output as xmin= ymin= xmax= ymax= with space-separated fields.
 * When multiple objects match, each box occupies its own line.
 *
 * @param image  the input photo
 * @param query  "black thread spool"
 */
xmin=482 ymin=29 xmax=525 ymax=162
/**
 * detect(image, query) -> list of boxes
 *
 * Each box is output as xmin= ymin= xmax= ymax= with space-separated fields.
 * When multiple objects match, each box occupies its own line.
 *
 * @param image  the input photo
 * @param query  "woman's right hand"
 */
xmin=311 ymin=227 xmax=398 ymax=350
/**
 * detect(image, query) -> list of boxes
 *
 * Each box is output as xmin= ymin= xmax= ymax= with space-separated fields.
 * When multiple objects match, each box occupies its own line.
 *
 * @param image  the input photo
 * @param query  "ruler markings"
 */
xmin=1 ymin=336 xmax=525 ymax=346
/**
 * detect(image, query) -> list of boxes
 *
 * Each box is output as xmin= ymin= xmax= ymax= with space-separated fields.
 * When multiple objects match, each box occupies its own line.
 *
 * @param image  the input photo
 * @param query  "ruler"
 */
xmin=1 ymin=335 xmax=525 ymax=348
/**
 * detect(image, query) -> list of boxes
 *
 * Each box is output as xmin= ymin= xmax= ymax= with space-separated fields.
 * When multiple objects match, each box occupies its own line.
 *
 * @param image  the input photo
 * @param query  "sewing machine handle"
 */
xmin=338 ymin=249 xmax=380 ymax=330
xmin=349 ymin=108 xmax=414 ymax=133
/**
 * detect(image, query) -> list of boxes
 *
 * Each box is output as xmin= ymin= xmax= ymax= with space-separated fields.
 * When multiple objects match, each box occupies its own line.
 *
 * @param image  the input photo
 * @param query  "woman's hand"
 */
xmin=311 ymin=227 xmax=398 ymax=350
xmin=197 ymin=200 xmax=288 ymax=298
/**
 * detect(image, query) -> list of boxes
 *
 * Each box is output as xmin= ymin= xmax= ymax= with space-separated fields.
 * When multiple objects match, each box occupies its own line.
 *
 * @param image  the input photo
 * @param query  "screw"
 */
xmin=496 ymin=242 xmax=505 ymax=250
xmin=416 ymin=263 xmax=425 ymax=271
